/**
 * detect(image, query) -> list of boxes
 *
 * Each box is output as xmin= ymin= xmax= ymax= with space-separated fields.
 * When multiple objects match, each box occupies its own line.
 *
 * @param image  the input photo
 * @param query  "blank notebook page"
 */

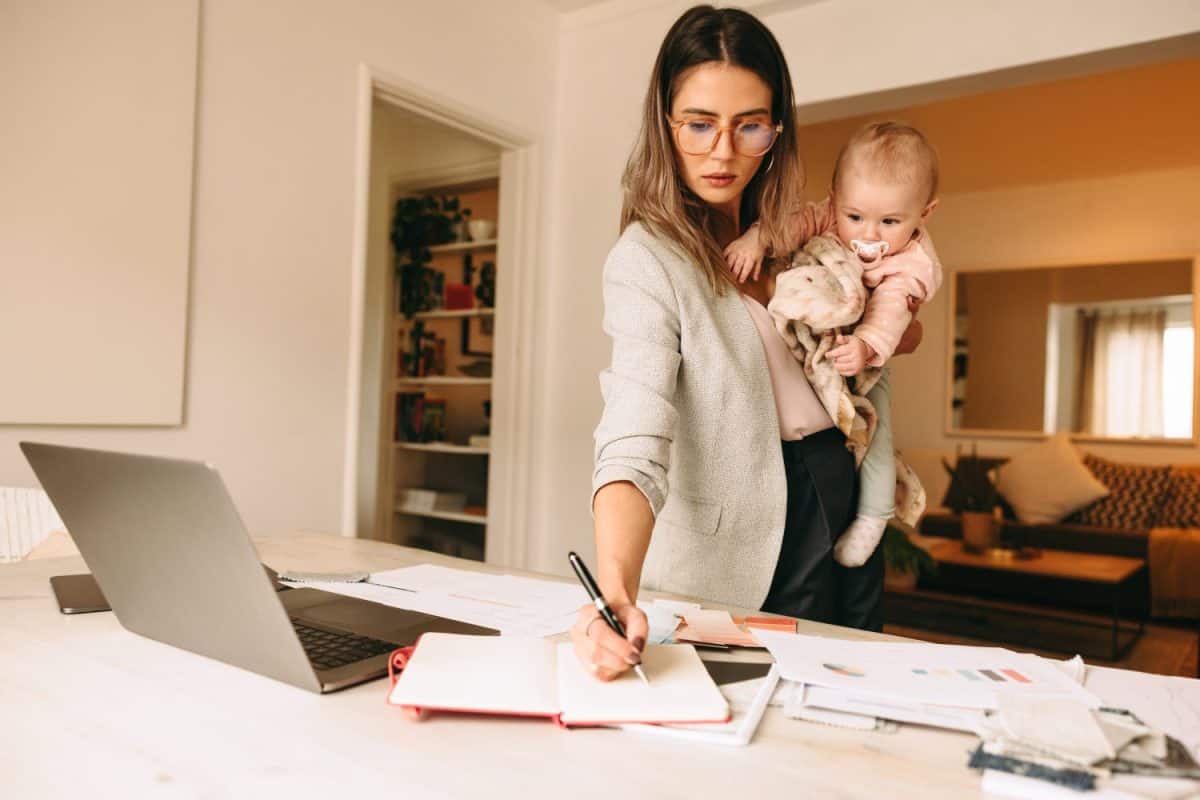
xmin=388 ymin=634 xmax=558 ymax=717
xmin=555 ymin=643 xmax=729 ymax=725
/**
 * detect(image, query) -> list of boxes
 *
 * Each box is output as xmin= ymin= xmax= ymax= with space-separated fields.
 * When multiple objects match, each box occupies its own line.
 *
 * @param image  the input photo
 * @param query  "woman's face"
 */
xmin=669 ymin=62 xmax=773 ymax=217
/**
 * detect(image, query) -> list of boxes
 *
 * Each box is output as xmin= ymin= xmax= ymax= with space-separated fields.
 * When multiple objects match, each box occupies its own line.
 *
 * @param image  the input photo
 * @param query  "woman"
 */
xmin=572 ymin=5 xmax=918 ymax=680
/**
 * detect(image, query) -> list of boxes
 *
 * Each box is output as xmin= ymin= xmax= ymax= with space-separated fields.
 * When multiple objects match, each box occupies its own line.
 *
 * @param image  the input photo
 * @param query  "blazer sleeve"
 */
xmin=591 ymin=238 xmax=683 ymax=517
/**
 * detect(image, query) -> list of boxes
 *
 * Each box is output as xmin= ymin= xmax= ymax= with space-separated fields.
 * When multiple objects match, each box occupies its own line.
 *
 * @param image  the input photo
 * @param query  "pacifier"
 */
xmin=849 ymin=239 xmax=889 ymax=262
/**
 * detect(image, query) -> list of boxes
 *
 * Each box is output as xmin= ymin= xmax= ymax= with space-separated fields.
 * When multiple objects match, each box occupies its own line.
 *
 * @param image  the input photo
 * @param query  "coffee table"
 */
xmin=889 ymin=539 xmax=1148 ymax=661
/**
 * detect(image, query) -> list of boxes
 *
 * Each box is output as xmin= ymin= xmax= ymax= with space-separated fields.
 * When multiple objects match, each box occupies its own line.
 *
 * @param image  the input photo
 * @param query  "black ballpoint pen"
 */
xmin=567 ymin=551 xmax=650 ymax=685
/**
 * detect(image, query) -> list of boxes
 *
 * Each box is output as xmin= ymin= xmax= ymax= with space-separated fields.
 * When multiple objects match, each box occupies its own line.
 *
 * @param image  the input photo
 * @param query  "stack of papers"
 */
xmin=282 ymin=564 xmax=589 ymax=637
xmin=643 ymin=602 xmax=797 ymax=648
xmin=753 ymin=630 xmax=1102 ymax=733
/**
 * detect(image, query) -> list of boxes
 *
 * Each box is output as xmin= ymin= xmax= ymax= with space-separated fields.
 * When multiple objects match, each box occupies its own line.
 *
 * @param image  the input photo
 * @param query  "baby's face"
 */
xmin=832 ymin=169 xmax=933 ymax=264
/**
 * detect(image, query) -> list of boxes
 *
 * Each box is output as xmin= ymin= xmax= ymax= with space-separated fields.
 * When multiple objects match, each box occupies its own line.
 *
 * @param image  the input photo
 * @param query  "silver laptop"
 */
xmin=21 ymin=441 xmax=495 ymax=693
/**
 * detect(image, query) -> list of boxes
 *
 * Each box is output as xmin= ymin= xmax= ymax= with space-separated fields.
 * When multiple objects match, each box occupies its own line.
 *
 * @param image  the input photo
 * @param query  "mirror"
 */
xmin=949 ymin=259 xmax=1197 ymax=441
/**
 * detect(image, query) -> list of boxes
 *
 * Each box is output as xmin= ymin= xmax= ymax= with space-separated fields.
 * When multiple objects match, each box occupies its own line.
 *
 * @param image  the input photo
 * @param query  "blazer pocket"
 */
xmin=657 ymin=493 xmax=722 ymax=537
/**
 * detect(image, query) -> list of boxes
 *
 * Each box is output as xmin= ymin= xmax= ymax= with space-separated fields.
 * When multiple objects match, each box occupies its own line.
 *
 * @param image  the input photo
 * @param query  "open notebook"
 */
xmin=386 ymin=633 xmax=730 ymax=728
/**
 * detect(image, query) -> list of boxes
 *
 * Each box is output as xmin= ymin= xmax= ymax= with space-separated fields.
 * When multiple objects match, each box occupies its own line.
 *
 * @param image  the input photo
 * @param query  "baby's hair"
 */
xmin=831 ymin=121 xmax=939 ymax=204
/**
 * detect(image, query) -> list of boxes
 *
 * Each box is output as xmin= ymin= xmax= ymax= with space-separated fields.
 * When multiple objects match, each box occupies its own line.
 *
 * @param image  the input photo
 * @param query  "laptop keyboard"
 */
xmin=291 ymin=620 xmax=396 ymax=671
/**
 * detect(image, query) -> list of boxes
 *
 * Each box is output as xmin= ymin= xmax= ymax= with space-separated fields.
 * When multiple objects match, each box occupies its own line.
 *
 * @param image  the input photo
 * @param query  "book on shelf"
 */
xmin=394 ymin=392 xmax=425 ymax=442
xmin=397 ymin=489 xmax=467 ymax=513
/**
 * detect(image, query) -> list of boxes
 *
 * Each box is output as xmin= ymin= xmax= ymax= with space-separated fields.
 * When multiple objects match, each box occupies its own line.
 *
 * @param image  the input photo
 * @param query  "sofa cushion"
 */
xmin=1064 ymin=454 xmax=1172 ymax=531
xmin=992 ymin=434 xmax=1109 ymax=524
xmin=1158 ymin=468 xmax=1200 ymax=528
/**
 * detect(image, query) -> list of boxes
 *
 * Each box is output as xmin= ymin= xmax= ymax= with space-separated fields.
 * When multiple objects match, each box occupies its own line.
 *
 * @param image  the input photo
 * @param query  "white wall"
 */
xmin=527 ymin=0 xmax=1200 ymax=575
xmin=0 ymin=0 xmax=557 ymax=538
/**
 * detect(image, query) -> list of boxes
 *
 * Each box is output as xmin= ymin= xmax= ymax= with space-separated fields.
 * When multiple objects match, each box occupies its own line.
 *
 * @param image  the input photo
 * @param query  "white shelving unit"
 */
xmin=395 ymin=377 xmax=492 ymax=387
xmin=395 ymin=442 xmax=489 ymax=455
xmin=409 ymin=308 xmax=495 ymax=321
xmin=394 ymin=506 xmax=488 ymax=526
xmin=384 ymin=178 xmax=499 ymax=562
xmin=426 ymin=238 xmax=498 ymax=255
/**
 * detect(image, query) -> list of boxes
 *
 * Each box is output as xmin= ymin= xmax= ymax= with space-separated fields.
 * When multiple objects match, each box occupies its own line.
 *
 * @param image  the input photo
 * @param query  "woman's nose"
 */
xmin=711 ymin=128 xmax=735 ymax=159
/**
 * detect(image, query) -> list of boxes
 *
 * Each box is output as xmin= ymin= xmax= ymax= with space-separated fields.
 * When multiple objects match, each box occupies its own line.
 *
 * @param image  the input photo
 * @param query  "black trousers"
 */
xmin=760 ymin=428 xmax=884 ymax=632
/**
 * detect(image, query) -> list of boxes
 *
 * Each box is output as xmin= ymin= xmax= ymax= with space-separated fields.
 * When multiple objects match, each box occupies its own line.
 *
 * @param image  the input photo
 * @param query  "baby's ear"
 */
xmin=920 ymin=198 xmax=939 ymax=223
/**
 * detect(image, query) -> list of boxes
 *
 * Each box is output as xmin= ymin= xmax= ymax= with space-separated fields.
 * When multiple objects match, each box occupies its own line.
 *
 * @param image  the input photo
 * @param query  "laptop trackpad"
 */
xmin=284 ymin=588 xmax=498 ymax=643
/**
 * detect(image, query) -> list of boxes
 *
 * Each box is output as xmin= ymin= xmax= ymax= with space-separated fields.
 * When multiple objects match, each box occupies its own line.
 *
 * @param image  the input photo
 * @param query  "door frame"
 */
xmin=343 ymin=63 xmax=541 ymax=569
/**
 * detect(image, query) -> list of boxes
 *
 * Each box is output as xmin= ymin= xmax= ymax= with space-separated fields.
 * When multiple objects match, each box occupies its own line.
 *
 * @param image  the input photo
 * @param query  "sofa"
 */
xmin=899 ymin=446 xmax=1200 ymax=620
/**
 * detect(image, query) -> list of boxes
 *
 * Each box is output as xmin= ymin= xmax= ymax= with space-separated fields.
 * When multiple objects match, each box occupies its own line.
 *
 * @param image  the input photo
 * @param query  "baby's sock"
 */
xmin=833 ymin=515 xmax=888 ymax=567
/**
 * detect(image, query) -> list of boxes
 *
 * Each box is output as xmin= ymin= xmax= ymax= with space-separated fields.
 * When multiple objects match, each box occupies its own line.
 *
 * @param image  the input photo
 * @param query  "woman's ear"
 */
xmin=920 ymin=197 xmax=939 ymax=223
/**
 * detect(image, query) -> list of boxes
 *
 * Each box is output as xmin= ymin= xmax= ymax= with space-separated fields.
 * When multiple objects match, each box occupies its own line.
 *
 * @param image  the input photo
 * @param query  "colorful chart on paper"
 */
xmin=910 ymin=667 xmax=1032 ymax=683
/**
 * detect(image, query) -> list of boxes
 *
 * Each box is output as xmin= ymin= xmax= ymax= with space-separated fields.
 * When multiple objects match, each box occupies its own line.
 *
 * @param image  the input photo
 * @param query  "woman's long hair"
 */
xmin=621 ymin=5 xmax=804 ymax=292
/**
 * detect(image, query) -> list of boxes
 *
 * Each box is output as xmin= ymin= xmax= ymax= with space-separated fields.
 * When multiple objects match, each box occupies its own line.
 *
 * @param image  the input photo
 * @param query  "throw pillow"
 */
xmin=992 ymin=434 xmax=1109 ymax=525
xmin=1157 ymin=469 xmax=1200 ymax=528
xmin=1064 ymin=454 xmax=1172 ymax=531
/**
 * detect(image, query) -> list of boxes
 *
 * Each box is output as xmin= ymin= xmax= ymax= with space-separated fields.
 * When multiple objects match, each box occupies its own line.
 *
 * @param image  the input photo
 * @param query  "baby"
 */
xmin=726 ymin=121 xmax=943 ymax=566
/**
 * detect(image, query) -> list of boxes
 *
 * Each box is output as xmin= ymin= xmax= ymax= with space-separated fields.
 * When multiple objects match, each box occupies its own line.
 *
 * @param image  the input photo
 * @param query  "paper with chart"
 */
xmin=753 ymin=630 xmax=1101 ymax=711
xmin=281 ymin=564 xmax=589 ymax=637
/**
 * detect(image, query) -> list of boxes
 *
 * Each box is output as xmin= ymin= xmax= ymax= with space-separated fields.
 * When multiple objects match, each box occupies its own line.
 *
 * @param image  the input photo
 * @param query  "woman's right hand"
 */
xmin=569 ymin=601 xmax=648 ymax=681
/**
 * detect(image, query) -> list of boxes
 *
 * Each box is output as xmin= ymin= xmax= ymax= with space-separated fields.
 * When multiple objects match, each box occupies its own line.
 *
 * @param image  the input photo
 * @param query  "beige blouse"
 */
xmin=740 ymin=294 xmax=835 ymax=441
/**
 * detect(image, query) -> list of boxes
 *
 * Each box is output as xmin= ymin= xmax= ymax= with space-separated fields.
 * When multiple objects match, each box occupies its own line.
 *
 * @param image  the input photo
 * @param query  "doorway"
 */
xmin=344 ymin=66 xmax=540 ymax=569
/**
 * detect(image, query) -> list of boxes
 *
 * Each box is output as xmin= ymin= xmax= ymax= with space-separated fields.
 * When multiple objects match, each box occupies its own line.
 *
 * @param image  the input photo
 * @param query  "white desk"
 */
xmin=3 ymin=533 xmax=1198 ymax=799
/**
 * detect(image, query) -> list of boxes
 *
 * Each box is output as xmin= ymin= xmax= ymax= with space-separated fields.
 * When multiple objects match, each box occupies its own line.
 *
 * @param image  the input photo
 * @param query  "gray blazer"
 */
xmin=592 ymin=222 xmax=789 ymax=610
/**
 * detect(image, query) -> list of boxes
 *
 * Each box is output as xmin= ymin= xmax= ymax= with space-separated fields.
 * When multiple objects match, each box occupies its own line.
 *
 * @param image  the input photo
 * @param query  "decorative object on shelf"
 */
xmin=467 ymin=218 xmax=496 ymax=242
xmin=474 ymin=260 xmax=497 ymax=338
xmin=443 ymin=283 xmax=474 ymax=310
xmin=457 ymin=359 xmax=492 ymax=378
xmin=460 ymin=261 xmax=495 ymax=356
xmin=402 ymin=320 xmax=441 ymax=377
xmin=391 ymin=194 xmax=471 ymax=317
xmin=881 ymin=526 xmax=937 ymax=590
xmin=476 ymin=259 xmax=496 ymax=310
xmin=420 ymin=395 xmax=447 ymax=442
xmin=454 ymin=208 xmax=472 ymax=242
xmin=394 ymin=391 xmax=426 ymax=442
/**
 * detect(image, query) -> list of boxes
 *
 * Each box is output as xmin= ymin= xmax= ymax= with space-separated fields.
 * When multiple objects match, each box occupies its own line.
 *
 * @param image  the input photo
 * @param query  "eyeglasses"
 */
xmin=667 ymin=116 xmax=782 ymax=157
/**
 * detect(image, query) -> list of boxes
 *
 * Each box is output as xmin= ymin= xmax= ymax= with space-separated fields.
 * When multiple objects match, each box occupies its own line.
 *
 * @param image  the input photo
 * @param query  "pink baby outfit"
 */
xmin=787 ymin=197 xmax=942 ymax=366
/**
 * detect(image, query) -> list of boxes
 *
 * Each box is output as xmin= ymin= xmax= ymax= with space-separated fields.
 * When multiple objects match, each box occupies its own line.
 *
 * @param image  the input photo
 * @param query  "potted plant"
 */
xmin=390 ymin=195 xmax=472 ymax=317
xmin=881 ymin=526 xmax=937 ymax=590
xmin=942 ymin=444 xmax=1002 ymax=552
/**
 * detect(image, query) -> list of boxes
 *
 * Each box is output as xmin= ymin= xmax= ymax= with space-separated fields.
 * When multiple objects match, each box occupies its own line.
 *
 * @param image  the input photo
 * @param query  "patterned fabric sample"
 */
xmin=1066 ymin=454 xmax=1171 ymax=530
xmin=1157 ymin=468 xmax=1200 ymax=528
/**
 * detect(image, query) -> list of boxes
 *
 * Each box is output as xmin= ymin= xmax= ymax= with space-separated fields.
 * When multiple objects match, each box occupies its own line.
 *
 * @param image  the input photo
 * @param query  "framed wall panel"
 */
xmin=0 ymin=0 xmax=199 ymax=424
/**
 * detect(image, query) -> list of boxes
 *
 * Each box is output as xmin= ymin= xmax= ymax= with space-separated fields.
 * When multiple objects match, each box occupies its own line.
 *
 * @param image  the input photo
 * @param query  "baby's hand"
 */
xmin=723 ymin=226 xmax=766 ymax=283
xmin=828 ymin=334 xmax=873 ymax=376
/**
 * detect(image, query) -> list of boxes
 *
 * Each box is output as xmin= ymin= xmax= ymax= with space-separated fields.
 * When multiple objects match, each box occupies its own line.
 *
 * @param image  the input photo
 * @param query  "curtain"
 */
xmin=1073 ymin=310 xmax=1097 ymax=432
xmin=1074 ymin=308 xmax=1166 ymax=437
